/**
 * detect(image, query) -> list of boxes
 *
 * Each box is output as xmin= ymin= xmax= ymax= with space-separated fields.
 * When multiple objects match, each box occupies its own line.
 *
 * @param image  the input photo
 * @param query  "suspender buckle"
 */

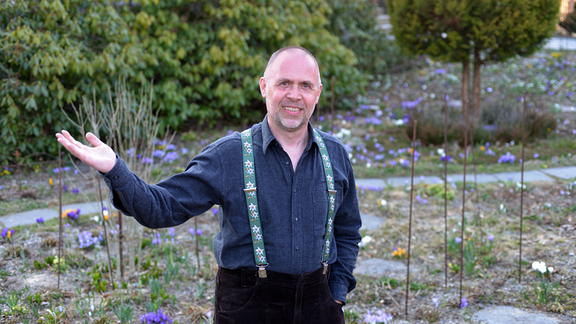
xmin=244 ymin=188 xmax=257 ymax=193
xmin=258 ymin=264 xmax=268 ymax=278
xmin=328 ymin=190 xmax=337 ymax=195
xmin=322 ymin=262 xmax=328 ymax=275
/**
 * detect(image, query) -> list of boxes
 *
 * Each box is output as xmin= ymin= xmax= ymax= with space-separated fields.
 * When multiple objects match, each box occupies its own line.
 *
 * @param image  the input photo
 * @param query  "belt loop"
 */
xmin=241 ymin=268 xmax=247 ymax=287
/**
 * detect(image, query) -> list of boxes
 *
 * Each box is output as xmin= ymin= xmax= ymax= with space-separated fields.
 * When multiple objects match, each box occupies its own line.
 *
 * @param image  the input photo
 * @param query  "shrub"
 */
xmin=1 ymin=0 xmax=369 ymax=157
xmin=325 ymin=0 xmax=413 ymax=76
xmin=405 ymin=100 xmax=557 ymax=146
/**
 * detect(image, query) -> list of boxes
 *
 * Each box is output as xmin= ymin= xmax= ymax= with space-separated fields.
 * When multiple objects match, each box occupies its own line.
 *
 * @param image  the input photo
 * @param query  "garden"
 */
xmin=1 ymin=45 xmax=576 ymax=323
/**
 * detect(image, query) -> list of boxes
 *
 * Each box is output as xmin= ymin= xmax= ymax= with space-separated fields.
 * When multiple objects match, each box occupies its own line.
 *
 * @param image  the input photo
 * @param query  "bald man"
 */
xmin=57 ymin=46 xmax=362 ymax=324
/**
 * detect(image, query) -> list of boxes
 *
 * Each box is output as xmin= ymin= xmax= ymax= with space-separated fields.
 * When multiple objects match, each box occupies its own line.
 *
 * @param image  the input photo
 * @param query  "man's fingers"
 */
xmin=85 ymin=132 xmax=105 ymax=148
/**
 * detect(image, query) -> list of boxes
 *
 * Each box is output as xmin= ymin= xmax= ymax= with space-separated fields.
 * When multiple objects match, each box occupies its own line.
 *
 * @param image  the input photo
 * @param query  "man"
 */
xmin=56 ymin=46 xmax=362 ymax=324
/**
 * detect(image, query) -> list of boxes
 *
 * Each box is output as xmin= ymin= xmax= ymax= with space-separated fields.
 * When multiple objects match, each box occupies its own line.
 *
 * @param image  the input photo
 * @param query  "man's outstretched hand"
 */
xmin=56 ymin=130 xmax=117 ymax=174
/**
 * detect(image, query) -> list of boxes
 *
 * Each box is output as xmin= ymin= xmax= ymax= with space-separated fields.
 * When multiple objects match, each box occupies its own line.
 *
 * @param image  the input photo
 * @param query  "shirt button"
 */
xmin=114 ymin=176 xmax=118 ymax=179
xmin=295 ymin=217 xmax=299 ymax=222
xmin=296 ymin=246 xmax=299 ymax=251
xmin=293 ymin=189 xmax=296 ymax=193
xmin=285 ymin=161 xmax=289 ymax=165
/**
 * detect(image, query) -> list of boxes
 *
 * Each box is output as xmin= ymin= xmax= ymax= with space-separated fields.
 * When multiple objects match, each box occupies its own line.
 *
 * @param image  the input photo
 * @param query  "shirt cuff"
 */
xmin=329 ymin=281 xmax=349 ymax=305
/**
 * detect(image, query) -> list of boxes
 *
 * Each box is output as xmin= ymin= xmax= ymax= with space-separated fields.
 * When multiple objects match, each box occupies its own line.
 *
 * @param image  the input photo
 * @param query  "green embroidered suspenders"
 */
xmin=240 ymin=128 xmax=336 ymax=278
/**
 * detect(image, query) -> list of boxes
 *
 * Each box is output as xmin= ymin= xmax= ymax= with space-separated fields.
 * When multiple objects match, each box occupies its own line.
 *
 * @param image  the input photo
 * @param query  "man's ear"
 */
xmin=259 ymin=77 xmax=267 ymax=98
xmin=315 ymin=84 xmax=323 ymax=104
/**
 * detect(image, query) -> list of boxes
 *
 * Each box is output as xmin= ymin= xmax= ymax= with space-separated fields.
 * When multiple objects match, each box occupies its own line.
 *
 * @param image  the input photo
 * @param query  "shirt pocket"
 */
xmin=312 ymin=180 xmax=330 ymax=237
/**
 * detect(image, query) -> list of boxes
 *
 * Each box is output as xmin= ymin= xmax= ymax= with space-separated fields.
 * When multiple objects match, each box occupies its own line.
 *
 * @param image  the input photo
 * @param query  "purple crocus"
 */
xmin=461 ymin=297 xmax=468 ymax=309
xmin=37 ymin=217 xmax=44 ymax=224
xmin=455 ymin=237 xmax=463 ymax=244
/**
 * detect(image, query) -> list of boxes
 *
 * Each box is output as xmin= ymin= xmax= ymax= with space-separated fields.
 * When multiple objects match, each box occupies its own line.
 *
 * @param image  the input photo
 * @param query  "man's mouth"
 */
xmin=283 ymin=106 xmax=302 ymax=112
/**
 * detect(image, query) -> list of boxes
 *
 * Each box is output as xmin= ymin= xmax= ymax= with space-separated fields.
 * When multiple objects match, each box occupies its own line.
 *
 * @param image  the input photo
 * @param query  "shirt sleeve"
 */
xmin=101 ymin=143 xmax=225 ymax=229
xmin=328 ymin=148 xmax=362 ymax=303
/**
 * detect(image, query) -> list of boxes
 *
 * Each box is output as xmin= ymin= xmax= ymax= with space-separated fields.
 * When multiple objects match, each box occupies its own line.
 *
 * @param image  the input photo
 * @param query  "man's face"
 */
xmin=260 ymin=50 xmax=322 ymax=134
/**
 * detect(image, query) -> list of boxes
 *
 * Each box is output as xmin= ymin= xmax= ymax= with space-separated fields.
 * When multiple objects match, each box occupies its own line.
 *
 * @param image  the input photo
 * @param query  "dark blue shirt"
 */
xmin=103 ymin=117 xmax=362 ymax=302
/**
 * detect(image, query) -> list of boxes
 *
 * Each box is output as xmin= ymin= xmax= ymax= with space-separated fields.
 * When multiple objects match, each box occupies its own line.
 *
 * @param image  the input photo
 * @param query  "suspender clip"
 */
xmin=328 ymin=190 xmax=337 ymax=195
xmin=244 ymin=188 xmax=257 ymax=193
xmin=258 ymin=265 xmax=268 ymax=278
xmin=322 ymin=262 xmax=328 ymax=275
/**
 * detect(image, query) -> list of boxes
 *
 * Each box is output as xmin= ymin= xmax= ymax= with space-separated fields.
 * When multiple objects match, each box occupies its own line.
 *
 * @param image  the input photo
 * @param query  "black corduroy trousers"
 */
xmin=214 ymin=266 xmax=345 ymax=324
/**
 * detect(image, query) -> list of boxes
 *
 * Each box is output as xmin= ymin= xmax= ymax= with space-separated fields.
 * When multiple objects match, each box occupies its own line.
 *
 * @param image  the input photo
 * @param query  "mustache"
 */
xmin=280 ymin=100 xmax=305 ymax=109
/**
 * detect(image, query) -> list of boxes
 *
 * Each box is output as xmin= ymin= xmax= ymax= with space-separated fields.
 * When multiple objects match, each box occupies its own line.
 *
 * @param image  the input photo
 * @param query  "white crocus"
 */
xmin=548 ymin=267 xmax=554 ymax=273
xmin=532 ymin=261 xmax=547 ymax=273
xmin=358 ymin=235 xmax=373 ymax=247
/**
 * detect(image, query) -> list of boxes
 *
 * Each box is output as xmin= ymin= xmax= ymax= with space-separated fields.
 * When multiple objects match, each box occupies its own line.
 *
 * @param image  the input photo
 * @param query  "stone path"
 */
xmin=0 ymin=201 xmax=104 ymax=228
xmin=356 ymin=166 xmax=576 ymax=191
xmin=544 ymin=36 xmax=576 ymax=51
xmin=474 ymin=306 xmax=564 ymax=324
xmin=1 ymin=166 xmax=574 ymax=229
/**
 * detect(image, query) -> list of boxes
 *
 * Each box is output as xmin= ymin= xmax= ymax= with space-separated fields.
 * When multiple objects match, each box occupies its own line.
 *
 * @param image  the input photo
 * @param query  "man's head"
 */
xmin=260 ymin=46 xmax=323 ymax=134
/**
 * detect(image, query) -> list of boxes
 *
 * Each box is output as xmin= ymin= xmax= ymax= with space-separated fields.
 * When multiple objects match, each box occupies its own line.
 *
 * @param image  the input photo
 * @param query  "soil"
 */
xmin=1 ymin=166 xmax=576 ymax=323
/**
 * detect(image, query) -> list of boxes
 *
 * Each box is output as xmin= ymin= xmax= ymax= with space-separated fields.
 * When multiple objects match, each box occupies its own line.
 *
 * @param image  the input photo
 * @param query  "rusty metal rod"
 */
xmin=459 ymin=100 xmax=470 ymax=307
xmin=470 ymin=126 xmax=480 ymax=229
xmin=119 ymin=211 xmax=124 ymax=279
xmin=195 ymin=217 xmax=200 ymax=271
xmin=57 ymin=148 xmax=63 ymax=291
xmin=443 ymin=94 xmax=448 ymax=289
xmin=331 ymin=76 xmax=335 ymax=132
xmin=405 ymin=120 xmax=417 ymax=315
xmin=519 ymin=91 xmax=526 ymax=284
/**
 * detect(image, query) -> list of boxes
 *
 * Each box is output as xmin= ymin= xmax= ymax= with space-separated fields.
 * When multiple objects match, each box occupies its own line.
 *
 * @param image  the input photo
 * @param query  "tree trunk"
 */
xmin=472 ymin=50 xmax=482 ymax=119
xmin=461 ymin=58 xmax=470 ymax=123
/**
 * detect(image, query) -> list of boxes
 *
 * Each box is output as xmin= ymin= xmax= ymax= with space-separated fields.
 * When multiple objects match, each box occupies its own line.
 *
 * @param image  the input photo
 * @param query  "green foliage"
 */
xmin=0 ymin=0 xmax=146 ymax=159
xmin=120 ymin=0 xmax=365 ymax=128
xmin=425 ymin=183 xmax=455 ymax=200
xmin=2 ymin=0 xmax=371 ymax=157
xmin=325 ymin=0 xmax=412 ymax=76
xmin=388 ymin=0 xmax=560 ymax=115
xmin=112 ymin=299 xmax=134 ymax=324
xmin=88 ymin=264 xmax=109 ymax=293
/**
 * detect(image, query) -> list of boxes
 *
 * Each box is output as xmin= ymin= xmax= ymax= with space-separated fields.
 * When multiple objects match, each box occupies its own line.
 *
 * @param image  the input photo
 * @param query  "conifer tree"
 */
xmin=388 ymin=0 xmax=560 ymax=119
xmin=469 ymin=0 xmax=559 ymax=117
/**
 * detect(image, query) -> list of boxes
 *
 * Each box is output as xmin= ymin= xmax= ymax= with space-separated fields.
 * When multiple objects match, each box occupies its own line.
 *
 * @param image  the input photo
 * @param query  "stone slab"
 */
xmin=447 ymin=173 xmax=499 ymax=184
xmin=540 ymin=166 xmax=576 ymax=180
xmin=474 ymin=306 xmax=562 ymax=324
xmin=356 ymin=178 xmax=387 ymax=190
xmin=0 ymin=201 xmax=104 ymax=228
xmin=360 ymin=214 xmax=384 ymax=231
xmin=493 ymin=170 xmax=554 ymax=183
xmin=354 ymin=258 xmax=417 ymax=278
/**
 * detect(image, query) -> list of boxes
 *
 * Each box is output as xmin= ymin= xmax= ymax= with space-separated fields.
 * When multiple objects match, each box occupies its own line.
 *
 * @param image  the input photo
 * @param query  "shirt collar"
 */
xmin=261 ymin=115 xmax=317 ymax=155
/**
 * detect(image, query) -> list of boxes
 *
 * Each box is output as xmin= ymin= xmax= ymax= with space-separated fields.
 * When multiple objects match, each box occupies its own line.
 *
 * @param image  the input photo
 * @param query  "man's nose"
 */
xmin=286 ymin=85 xmax=303 ymax=100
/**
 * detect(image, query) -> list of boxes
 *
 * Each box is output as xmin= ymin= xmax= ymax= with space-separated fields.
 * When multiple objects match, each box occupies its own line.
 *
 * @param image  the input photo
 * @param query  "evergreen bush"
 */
xmin=1 ymin=0 xmax=375 ymax=159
